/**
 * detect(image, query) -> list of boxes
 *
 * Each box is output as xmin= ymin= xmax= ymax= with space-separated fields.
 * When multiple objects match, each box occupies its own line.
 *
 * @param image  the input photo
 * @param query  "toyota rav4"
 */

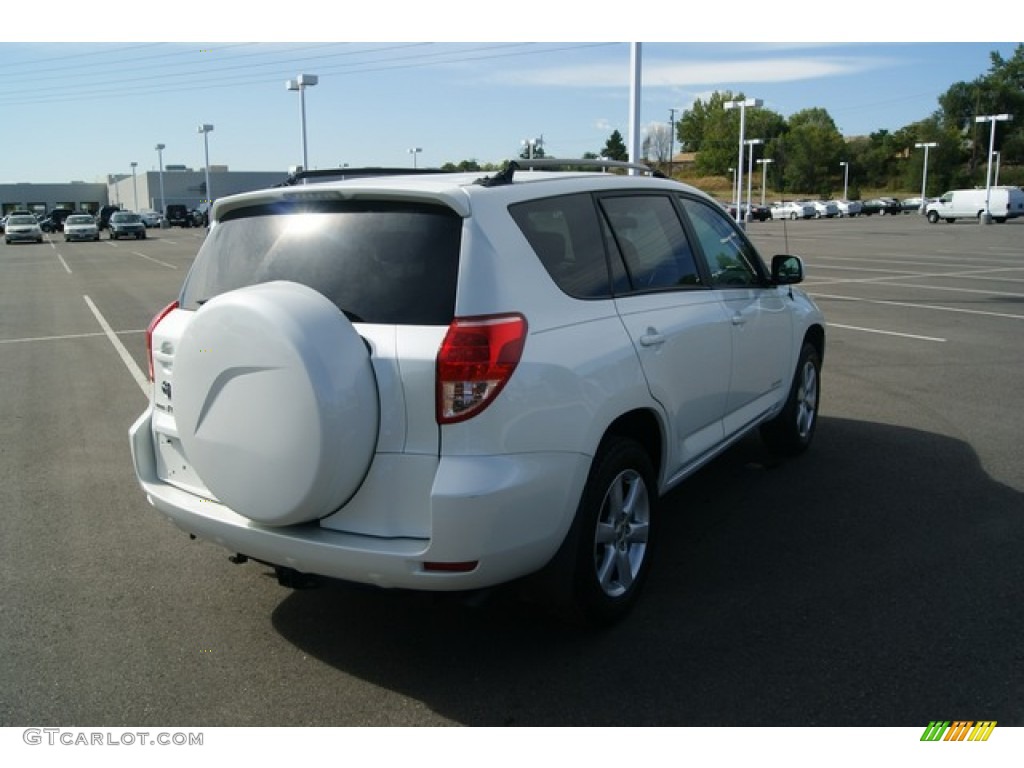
xmin=129 ymin=161 xmax=825 ymax=624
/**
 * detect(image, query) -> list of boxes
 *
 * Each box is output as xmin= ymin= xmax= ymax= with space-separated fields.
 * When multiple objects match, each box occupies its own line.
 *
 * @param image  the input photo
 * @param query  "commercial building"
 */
xmin=1 ymin=168 xmax=286 ymax=217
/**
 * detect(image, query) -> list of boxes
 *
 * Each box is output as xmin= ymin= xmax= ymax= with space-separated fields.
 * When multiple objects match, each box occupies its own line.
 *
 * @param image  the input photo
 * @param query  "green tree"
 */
xmin=601 ymin=130 xmax=629 ymax=161
xmin=775 ymin=108 xmax=845 ymax=196
xmin=679 ymin=91 xmax=786 ymax=177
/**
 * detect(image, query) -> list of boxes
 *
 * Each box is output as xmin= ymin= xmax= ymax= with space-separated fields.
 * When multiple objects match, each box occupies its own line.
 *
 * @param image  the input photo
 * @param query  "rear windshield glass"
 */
xmin=180 ymin=199 xmax=462 ymax=325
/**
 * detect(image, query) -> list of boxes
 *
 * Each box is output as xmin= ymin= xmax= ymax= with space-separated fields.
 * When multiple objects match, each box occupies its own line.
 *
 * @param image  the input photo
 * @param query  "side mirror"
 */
xmin=771 ymin=254 xmax=804 ymax=285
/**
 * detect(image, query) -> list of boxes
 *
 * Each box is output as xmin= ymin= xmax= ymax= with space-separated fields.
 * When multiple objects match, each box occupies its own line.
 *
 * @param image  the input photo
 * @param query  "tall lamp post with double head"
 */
xmin=198 ymin=124 xmax=214 ymax=214
xmin=975 ymin=113 xmax=1012 ymax=224
xmin=407 ymin=147 xmax=422 ymax=168
xmin=286 ymin=74 xmax=318 ymax=179
xmin=839 ymin=161 xmax=849 ymax=200
xmin=744 ymin=138 xmax=762 ymax=221
xmin=155 ymin=143 xmax=166 ymax=217
xmin=724 ymin=97 xmax=762 ymax=225
xmin=915 ymin=141 xmax=937 ymax=214
xmin=757 ymin=157 xmax=774 ymax=206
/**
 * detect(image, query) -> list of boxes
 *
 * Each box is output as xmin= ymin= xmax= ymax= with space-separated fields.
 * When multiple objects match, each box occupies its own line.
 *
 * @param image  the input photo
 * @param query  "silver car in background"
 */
xmin=63 ymin=214 xmax=101 ymax=242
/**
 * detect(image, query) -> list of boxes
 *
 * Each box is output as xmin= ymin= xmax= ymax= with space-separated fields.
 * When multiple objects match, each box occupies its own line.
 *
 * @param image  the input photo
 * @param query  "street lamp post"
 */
xmin=993 ymin=151 xmax=1001 ymax=186
xmin=130 ymin=161 xmax=138 ymax=211
xmin=839 ymin=161 xmax=849 ymax=200
xmin=407 ymin=147 xmax=422 ymax=168
xmin=286 ymin=74 xmax=318 ymax=179
xmin=521 ymin=137 xmax=541 ymax=160
xmin=744 ymin=138 xmax=762 ymax=221
xmin=198 ymin=123 xmax=214 ymax=213
xmin=724 ymin=97 xmax=762 ymax=225
xmin=975 ymin=113 xmax=1012 ymax=224
xmin=915 ymin=141 xmax=937 ymax=214
xmin=155 ymin=143 xmax=166 ymax=218
xmin=757 ymin=158 xmax=774 ymax=206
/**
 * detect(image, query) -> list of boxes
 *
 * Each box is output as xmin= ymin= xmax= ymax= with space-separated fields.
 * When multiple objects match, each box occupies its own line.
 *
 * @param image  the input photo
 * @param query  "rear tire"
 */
xmin=566 ymin=436 xmax=657 ymax=626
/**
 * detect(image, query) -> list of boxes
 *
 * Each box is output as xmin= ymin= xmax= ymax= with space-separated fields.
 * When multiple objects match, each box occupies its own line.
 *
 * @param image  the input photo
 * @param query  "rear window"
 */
xmin=180 ymin=199 xmax=462 ymax=325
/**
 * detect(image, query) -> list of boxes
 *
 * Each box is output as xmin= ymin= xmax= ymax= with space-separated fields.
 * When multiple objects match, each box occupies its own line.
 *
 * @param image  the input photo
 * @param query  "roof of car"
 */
xmin=213 ymin=161 xmax=707 ymax=222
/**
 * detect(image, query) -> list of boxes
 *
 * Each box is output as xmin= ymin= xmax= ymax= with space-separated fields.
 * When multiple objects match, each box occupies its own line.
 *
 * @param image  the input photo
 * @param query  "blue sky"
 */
xmin=1 ymin=8 xmax=1017 ymax=183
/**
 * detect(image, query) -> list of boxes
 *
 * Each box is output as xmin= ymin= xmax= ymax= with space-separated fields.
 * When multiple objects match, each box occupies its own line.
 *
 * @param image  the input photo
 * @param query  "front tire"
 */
xmin=761 ymin=342 xmax=821 ymax=456
xmin=569 ymin=436 xmax=657 ymax=625
xmin=927 ymin=211 xmax=939 ymax=223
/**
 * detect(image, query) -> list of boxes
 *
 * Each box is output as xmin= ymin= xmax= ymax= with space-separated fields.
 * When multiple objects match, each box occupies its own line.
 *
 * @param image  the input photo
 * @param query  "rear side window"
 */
xmin=180 ymin=200 xmax=462 ymax=325
xmin=509 ymin=193 xmax=613 ymax=299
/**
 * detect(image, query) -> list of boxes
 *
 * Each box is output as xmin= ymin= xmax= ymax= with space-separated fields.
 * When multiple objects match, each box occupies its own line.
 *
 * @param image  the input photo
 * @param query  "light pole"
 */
xmin=724 ymin=97 xmax=762 ymax=225
xmin=993 ymin=151 xmax=1001 ymax=186
xmin=521 ymin=137 xmax=541 ymax=160
xmin=130 ymin=161 xmax=138 ymax=211
xmin=407 ymin=147 xmax=422 ymax=168
xmin=728 ymin=168 xmax=735 ymax=205
xmin=286 ymin=74 xmax=318 ymax=178
xmin=915 ymin=141 xmax=937 ymax=214
xmin=839 ymin=161 xmax=849 ymax=200
xmin=744 ymin=138 xmax=762 ymax=221
xmin=975 ymin=113 xmax=1012 ymax=224
xmin=757 ymin=158 xmax=774 ymax=206
xmin=198 ymin=123 xmax=214 ymax=212
xmin=155 ymin=143 xmax=166 ymax=217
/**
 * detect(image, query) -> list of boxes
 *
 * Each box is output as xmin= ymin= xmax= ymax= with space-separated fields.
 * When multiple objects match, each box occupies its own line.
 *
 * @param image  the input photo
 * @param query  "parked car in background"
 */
xmin=95 ymin=205 xmax=121 ymax=231
xmin=861 ymin=198 xmax=902 ymax=216
xmin=139 ymin=210 xmax=164 ymax=228
xmin=831 ymin=199 xmax=862 ymax=217
xmin=108 ymin=211 xmax=147 ymax=240
xmin=165 ymin=204 xmax=193 ymax=227
xmin=130 ymin=160 xmax=826 ymax=625
xmin=719 ymin=201 xmax=771 ymax=221
xmin=806 ymin=200 xmax=839 ymax=219
xmin=4 ymin=214 xmax=44 ymax=244
xmin=63 ymin=214 xmax=100 ymax=242
xmin=771 ymin=200 xmax=815 ymax=220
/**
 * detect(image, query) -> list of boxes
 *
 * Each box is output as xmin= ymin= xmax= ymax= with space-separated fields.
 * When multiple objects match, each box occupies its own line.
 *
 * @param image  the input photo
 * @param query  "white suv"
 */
xmin=129 ymin=161 xmax=825 ymax=624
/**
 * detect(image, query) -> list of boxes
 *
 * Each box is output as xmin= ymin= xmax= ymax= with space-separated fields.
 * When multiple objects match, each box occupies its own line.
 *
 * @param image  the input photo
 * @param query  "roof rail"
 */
xmin=276 ymin=167 xmax=456 ymax=187
xmin=507 ymin=157 xmax=666 ymax=178
xmin=473 ymin=158 xmax=667 ymax=188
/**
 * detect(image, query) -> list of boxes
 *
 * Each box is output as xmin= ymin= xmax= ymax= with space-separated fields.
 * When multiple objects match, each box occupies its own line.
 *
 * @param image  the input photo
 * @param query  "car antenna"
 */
xmin=474 ymin=161 xmax=519 ymax=187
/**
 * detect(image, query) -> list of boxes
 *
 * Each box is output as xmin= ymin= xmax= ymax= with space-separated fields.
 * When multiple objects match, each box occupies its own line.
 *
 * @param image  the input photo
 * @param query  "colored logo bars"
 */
xmin=921 ymin=721 xmax=997 ymax=742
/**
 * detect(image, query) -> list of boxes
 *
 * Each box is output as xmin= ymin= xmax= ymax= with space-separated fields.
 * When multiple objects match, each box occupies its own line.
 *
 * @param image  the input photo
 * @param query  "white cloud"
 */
xmin=484 ymin=56 xmax=894 ymax=89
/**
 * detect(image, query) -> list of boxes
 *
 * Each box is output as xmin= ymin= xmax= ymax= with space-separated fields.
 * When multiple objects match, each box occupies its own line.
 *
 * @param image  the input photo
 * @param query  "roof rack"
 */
xmin=277 ymin=167 xmax=456 ymax=187
xmin=473 ymin=158 xmax=666 ymax=187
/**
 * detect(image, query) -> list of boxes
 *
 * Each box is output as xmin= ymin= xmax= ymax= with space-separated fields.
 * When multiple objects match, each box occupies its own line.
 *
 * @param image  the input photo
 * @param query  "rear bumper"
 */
xmin=130 ymin=410 xmax=588 ymax=591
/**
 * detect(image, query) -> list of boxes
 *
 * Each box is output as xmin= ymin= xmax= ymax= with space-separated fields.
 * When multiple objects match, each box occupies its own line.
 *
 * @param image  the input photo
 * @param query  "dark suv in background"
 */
xmin=165 ymin=204 xmax=193 ymax=227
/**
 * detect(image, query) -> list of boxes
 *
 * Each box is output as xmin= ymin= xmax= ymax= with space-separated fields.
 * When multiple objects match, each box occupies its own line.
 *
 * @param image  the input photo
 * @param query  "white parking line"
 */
xmin=130 ymin=250 xmax=177 ymax=269
xmin=827 ymin=323 xmax=946 ymax=343
xmin=0 ymin=330 xmax=143 ymax=345
xmin=811 ymin=292 xmax=1024 ymax=322
xmin=56 ymin=254 xmax=72 ymax=274
xmin=83 ymin=295 xmax=149 ymax=396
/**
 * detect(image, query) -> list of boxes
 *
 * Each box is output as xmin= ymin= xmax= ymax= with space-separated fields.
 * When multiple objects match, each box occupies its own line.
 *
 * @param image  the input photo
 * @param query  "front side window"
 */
xmin=678 ymin=197 xmax=765 ymax=288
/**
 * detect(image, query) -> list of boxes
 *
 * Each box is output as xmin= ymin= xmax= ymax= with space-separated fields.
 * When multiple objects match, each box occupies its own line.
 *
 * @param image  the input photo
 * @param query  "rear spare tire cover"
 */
xmin=174 ymin=281 xmax=378 ymax=526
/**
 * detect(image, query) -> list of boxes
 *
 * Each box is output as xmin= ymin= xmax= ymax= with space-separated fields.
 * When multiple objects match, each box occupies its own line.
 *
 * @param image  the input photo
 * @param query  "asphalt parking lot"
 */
xmin=1 ymin=214 xmax=1021 ymax=728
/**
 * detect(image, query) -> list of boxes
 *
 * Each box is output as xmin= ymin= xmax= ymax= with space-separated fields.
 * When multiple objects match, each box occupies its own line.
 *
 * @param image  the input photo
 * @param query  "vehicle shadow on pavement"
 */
xmin=270 ymin=416 xmax=1024 ymax=726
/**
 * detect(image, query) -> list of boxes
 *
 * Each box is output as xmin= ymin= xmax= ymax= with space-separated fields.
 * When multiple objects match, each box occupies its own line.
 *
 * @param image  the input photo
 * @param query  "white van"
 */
xmin=926 ymin=187 xmax=1024 ymax=223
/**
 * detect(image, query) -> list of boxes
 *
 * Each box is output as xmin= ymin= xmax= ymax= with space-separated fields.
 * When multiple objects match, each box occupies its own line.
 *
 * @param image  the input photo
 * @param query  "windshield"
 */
xmin=8 ymin=216 xmax=36 ymax=225
xmin=113 ymin=214 xmax=141 ymax=223
xmin=67 ymin=216 xmax=94 ymax=225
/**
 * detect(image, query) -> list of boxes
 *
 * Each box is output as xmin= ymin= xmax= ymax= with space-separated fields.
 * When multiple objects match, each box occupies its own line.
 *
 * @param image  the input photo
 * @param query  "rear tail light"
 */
xmin=146 ymin=301 xmax=178 ymax=381
xmin=436 ymin=314 xmax=527 ymax=424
